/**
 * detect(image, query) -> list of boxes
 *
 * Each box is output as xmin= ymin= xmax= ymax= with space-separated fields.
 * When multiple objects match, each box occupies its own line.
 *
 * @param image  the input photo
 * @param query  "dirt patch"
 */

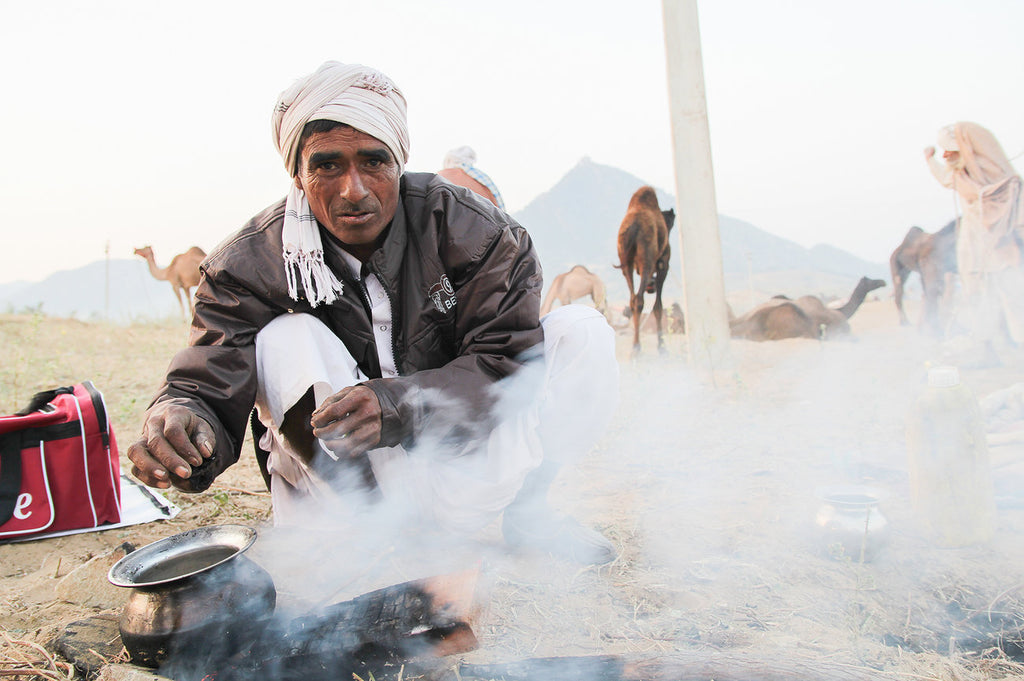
xmin=2 ymin=303 xmax=1024 ymax=680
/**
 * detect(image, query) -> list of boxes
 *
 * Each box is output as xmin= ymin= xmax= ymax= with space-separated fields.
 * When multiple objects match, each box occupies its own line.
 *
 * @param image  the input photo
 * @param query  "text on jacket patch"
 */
xmin=429 ymin=274 xmax=457 ymax=314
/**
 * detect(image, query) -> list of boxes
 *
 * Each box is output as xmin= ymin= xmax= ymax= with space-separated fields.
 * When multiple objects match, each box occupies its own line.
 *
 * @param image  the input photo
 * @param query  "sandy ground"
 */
xmin=3 ymin=298 xmax=1024 ymax=679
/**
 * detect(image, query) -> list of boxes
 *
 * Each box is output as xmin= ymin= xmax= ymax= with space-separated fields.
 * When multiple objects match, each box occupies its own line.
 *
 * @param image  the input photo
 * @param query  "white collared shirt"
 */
xmin=329 ymin=245 xmax=399 ymax=378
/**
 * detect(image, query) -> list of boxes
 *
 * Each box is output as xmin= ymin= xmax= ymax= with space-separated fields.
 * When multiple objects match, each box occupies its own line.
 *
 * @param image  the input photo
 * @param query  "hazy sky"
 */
xmin=2 ymin=0 xmax=1022 ymax=283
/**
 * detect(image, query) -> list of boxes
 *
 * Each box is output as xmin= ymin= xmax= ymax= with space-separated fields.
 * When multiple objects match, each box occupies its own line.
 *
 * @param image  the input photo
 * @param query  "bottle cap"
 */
xmin=927 ymin=365 xmax=960 ymax=388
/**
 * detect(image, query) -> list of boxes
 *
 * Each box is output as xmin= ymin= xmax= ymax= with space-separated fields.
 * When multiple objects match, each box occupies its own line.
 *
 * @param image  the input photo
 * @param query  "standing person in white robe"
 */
xmin=925 ymin=122 xmax=1024 ymax=365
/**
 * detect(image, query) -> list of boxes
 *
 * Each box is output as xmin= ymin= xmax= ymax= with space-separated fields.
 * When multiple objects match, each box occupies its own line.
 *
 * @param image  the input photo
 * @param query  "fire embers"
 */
xmin=207 ymin=579 xmax=478 ymax=681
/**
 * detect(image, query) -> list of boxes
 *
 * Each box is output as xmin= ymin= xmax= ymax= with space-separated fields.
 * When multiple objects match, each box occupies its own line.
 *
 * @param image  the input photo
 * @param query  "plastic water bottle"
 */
xmin=905 ymin=366 xmax=996 ymax=547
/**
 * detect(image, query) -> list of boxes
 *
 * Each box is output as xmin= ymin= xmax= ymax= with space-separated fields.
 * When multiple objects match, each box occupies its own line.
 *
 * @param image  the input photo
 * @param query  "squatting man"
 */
xmin=127 ymin=61 xmax=620 ymax=566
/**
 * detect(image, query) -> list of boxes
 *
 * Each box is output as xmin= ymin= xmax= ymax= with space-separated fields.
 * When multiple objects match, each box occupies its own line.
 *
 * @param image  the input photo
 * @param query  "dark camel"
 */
xmin=730 ymin=276 xmax=886 ymax=341
xmin=134 ymin=245 xmax=206 ymax=319
xmin=540 ymin=265 xmax=607 ymax=316
xmin=890 ymin=220 xmax=957 ymax=337
xmin=615 ymin=186 xmax=675 ymax=354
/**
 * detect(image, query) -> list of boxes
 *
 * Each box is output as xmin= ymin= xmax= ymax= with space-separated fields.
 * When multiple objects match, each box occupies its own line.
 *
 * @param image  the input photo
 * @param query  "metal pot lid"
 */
xmin=108 ymin=524 xmax=258 ymax=588
xmin=814 ymin=484 xmax=887 ymax=506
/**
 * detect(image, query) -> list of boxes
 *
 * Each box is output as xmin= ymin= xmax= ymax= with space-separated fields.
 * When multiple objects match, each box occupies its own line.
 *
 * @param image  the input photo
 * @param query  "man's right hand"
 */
xmin=924 ymin=146 xmax=936 ymax=160
xmin=127 ymin=404 xmax=216 ymax=491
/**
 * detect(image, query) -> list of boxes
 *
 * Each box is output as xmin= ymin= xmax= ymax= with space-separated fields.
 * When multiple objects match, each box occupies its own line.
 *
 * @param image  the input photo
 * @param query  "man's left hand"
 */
xmin=311 ymin=385 xmax=383 ymax=458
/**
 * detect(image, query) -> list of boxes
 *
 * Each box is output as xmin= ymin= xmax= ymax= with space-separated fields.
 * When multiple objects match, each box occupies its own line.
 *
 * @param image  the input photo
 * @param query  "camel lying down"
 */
xmin=730 ymin=276 xmax=886 ymax=341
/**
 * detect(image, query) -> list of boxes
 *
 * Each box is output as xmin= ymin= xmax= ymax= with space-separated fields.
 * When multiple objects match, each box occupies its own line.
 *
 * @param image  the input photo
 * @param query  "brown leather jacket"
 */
xmin=150 ymin=172 xmax=544 ymax=490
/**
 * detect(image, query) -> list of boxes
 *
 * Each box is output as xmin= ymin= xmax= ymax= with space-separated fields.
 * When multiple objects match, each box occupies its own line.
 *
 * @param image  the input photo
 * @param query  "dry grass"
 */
xmin=0 ymin=313 xmax=272 ymax=675
xmin=0 ymin=313 xmax=187 ymax=431
xmin=0 ymin=631 xmax=75 ymax=680
xmin=2 ymin=309 xmax=1024 ymax=680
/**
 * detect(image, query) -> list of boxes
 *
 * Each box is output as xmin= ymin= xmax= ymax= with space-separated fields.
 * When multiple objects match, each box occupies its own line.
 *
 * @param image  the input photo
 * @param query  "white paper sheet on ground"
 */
xmin=1 ymin=471 xmax=180 ymax=543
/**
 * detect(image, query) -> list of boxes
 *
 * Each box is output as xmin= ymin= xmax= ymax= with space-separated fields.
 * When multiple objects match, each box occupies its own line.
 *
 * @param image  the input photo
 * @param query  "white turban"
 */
xmin=270 ymin=62 xmax=409 ymax=308
xmin=443 ymin=145 xmax=477 ymax=169
xmin=272 ymin=61 xmax=410 ymax=176
xmin=937 ymin=124 xmax=959 ymax=152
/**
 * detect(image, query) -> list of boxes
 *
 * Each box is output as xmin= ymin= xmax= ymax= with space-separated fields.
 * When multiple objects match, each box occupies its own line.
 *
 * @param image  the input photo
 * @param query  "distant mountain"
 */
xmin=514 ymin=157 xmax=888 ymax=305
xmin=0 ymin=159 xmax=888 ymax=322
xmin=0 ymin=260 xmax=184 ymax=323
xmin=0 ymin=280 xmax=31 ymax=302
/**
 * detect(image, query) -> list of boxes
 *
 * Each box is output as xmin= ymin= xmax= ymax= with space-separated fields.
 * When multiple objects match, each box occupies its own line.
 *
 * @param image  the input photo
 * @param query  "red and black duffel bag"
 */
xmin=0 ymin=381 xmax=121 ymax=540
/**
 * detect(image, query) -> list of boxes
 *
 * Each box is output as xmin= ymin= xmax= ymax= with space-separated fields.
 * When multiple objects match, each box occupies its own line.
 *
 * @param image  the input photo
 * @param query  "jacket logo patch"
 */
xmin=428 ymin=274 xmax=456 ymax=314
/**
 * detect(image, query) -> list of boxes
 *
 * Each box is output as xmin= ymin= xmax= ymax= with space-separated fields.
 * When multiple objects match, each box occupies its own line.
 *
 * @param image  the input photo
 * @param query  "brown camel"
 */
xmin=615 ymin=186 xmax=675 ymax=354
xmin=730 ymin=276 xmax=886 ymax=341
xmin=134 ymin=245 xmax=206 ymax=319
xmin=540 ymin=265 xmax=607 ymax=316
xmin=890 ymin=220 xmax=957 ymax=337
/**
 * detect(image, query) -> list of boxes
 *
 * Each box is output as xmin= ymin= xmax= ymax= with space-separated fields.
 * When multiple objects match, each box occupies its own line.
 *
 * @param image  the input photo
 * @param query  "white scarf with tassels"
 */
xmin=282 ymin=184 xmax=345 ymax=307
xmin=272 ymin=61 xmax=410 ymax=307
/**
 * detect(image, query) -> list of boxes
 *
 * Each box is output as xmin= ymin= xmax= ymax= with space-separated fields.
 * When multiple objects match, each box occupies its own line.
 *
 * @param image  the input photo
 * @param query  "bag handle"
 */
xmin=81 ymin=381 xmax=111 ymax=448
xmin=0 ymin=434 xmax=22 ymax=526
xmin=15 ymin=386 xmax=74 ymax=416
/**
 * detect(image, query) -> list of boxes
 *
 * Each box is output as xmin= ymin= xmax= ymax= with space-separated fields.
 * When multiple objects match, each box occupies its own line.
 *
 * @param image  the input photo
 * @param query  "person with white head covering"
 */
xmin=126 ymin=61 xmax=620 ymax=566
xmin=924 ymin=122 xmax=1024 ymax=365
xmin=437 ymin=145 xmax=506 ymax=210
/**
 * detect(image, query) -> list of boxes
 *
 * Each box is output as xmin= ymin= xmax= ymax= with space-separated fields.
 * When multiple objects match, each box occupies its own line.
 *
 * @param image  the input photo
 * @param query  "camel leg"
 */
xmin=653 ymin=276 xmax=667 ymax=354
xmin=891 ymin=259 xmax=910 ymax=326
xmin=171 ymin=285 xmax=187 ymax=321
xmin=185 ymin=286 xmax=197 ymax=319
xmin=539 ymin=291 xmax=554 ymax=316
xmin=592 ymin=280 xmax=607 ymax=316
xmin=620 ymin=268 xmax=642 ymax=354
xmin=893 ymin=270 xmax=909 ymax=325
xmin=631 ymin=287 xmax=645 ymax=355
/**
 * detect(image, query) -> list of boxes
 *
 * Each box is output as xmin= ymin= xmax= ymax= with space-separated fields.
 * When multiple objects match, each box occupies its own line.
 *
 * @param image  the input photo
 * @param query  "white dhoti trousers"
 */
xmin=253 ymin=305 xmax=619 ymax=535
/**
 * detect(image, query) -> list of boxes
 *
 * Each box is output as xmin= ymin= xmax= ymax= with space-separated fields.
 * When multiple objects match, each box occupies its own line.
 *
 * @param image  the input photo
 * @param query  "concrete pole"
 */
xmin=104 ymin=240 xmax=110 ymax=322
xmin=662 ymin=0 xmax=731 ymax=375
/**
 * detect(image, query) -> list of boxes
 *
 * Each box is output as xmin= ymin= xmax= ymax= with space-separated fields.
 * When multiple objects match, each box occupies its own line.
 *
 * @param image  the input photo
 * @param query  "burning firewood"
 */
xmin=195 ymin=569 xmax=479 ymax=681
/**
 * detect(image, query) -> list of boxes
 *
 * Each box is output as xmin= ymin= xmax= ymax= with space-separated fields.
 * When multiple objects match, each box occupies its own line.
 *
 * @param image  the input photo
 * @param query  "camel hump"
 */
xmin=903 ymin=226 xmax=926 ymax=243
xmin=627 ymin=186 xmax=661 ymax=211
xmin=620 ymin=187 xmax=669 ymax=241
xmin=186 ymin=246 xmax=207 ymax=257
xmin=764 ymin=302 xmax=816 ymax=340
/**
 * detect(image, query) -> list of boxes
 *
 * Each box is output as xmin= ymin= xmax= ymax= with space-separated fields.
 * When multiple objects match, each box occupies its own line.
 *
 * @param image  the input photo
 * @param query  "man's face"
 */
xmin=294 ymin=126 xmax=400 ymax=257
xmin=943 ymin=149 xmax=961 ymax=165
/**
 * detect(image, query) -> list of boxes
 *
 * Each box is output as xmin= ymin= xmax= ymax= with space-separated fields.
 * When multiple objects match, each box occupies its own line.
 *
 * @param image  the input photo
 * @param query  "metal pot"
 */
xmin=108 ymin=524 xmax=276 ymax=669
xmin=814 ymin=485 xmax=890 ymax=563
